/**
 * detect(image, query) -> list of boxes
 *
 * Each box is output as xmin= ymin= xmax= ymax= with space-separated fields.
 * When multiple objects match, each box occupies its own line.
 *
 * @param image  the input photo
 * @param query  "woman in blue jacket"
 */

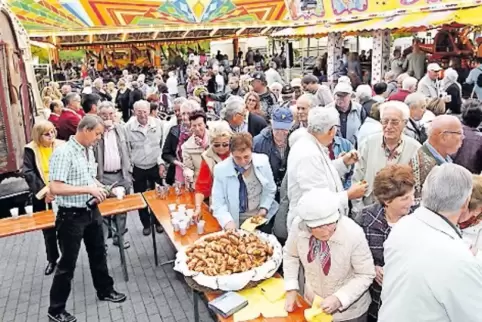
xmin=212 ymin=132 xmax=278 ymax=231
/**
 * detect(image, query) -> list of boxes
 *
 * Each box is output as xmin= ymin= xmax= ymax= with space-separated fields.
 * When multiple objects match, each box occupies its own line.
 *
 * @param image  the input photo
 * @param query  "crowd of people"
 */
xmin=27 ymin=47 xmax=482 ymax=322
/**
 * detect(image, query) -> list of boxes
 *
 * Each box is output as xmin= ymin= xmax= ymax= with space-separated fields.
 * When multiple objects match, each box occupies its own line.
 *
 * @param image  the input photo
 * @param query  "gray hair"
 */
xmin=379 ymin=101 xmax=410 ymax=120
xmin=173 ymin=97 xmax=188 ymax=107
xmin=402 ymin=77 xmax=418 ymax=91
xmin=421 ymin=163 xmax=473 ymax=213
xmin=77 ymin=114 xmax=104 ymax=131
xmin=385 ymin=71 xmax=396 ymax=81
xmin=307 ymin=106 xmax=339 ymax=134
xmin=297 ymin=93 xmax=316 ymax=108
xmin=224 ymin=96 xmax=246 ymax=121
xmin=131 ymin=81 xmax=139 ymax=89
xmin=271 ymin=82 xmax=283 ymax=91
xmin=65 ymin=93 xmax=80 ymax=106
xmin=356 ymin=84 xmax=373 ymax=102
xmin=180 ymin=100 xmax=201 ymax=113
xmin=93 ymin=78 xmax=103 ymax=87
xmin=404 ymin=92 xmax=426 ymax=108
xmin=133 ymin=100 xmax=149 ymax=110
xmin=97 ymin=101 xmax=115 ymax=112
xmin=209 ymin=120 xmax=233 ymax=141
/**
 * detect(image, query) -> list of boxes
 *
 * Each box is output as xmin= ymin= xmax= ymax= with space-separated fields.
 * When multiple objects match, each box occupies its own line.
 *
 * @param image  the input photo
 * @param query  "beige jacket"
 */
xmin=284 ymin=216 xmax=375 ymax=321
xmin=182 ymin=133 xmax=210 ymax=183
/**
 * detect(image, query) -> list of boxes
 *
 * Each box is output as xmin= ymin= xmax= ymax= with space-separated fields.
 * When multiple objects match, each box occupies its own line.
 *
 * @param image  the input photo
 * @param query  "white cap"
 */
xmin=333 ymin=82 xmax=353 ymax=95
xmin=297 ymin=188 xmax=341 ymax=227
xmin=290 ymin=78 xmax=302 ymax=88
xmin=427 ymin=63 xmax=442 ymax=72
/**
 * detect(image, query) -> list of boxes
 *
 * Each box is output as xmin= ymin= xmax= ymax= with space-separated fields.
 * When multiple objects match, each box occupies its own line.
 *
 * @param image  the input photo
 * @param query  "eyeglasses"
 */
xmin=42 ymin=130 xmax=55 ymax=137
xmin=247 ymin=98 xmax=257 ymax=103
xmin=212 ymin=143 xmax=229 ymax=148
xmin=381 ymin=119 xmax=403 ymax=126
xmin=442 ymin=130 xmax=464 ymax=136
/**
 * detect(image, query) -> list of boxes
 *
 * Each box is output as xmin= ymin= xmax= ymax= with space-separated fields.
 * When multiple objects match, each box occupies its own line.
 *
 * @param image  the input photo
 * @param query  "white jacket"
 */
xmin=379 ymin=206 xmax=482 ymax=322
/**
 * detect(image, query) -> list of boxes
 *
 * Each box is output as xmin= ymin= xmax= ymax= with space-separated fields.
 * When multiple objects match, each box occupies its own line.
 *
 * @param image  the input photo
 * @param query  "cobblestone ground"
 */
xmin=0 ymin=211 xmax=215 ymax=322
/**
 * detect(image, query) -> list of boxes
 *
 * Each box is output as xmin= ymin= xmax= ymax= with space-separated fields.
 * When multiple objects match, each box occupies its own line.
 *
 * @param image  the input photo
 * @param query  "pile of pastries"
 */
xmin=185 ymin=230 xmax=274 ymax=276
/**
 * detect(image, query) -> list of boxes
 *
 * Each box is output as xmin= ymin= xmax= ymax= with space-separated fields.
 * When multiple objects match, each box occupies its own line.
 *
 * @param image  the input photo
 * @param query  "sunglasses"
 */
xmin=212 ymin=143 xmax=229 ymax=148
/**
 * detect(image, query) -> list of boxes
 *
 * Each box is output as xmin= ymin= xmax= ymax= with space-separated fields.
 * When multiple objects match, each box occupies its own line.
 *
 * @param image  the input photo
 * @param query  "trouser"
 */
xmin=48 ymin=206 xmax=114 ymax=315
xmin=343 ymin=313 xmax=367 ymax=322
xmin=132 ymin=165 xmax=161 ymax=229
xmin=33 ymin=200 xmax=60 ymax=264
xmin=101 ymin=171 xmax=128 ymax=245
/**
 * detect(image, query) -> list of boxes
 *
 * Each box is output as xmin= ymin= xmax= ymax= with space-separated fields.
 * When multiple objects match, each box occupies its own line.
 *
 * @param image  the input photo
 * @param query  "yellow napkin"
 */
xmin=234 ymin=288 xmax=263 ymax=322
xmin=305 ymin=296 xmax=333 ymax=322
xmin=240 ymin=217 xmax=268 ymax=232
xmin=258 ymin=278 xmax=286 ymax=302
xmin=261 ymin=298 xmax=288 ymax=318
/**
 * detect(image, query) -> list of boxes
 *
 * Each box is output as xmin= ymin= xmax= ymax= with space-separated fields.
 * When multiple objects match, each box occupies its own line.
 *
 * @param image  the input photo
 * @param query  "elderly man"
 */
xmin=92 ymin=78 xmax=112 ymax=102
xmin=60 ymin=85 xmax=71 ymax=106
xmin=353 ymin=101 xmax=421 ymax=213
xmin=356 ymin=84 xmax=377 ymax=116
xmin=301 ymin=74 xmax=334 ymax=107
xmin=388 ymin=76 xmax=417 ymax=102
xmin=290 ymin=78 xmax=303 ymax=100
xmin=125 ymin=100 xmax=166 ymax=235
xmin=410 ymin=115 xmax=463 ymax=204
xmin=404 ymin=92 xmax=428 ymax=144
xmin=253 ymin=107 xmax=293 ymax=201
xmin=251 ymin=71 xmax=279 ymax=118
xmin=265 ymin=61 xmax=284 ymax=87
xmin=286 ymin=106 xmax=367 ymax=229
xmin=207 ymin=76 xmax=245 ymax=102
xmin=379 ymin=163 xmax=482 ymax=322
xmin=280 ymin=85 xmax=295 ymax=109
xmin=385 ymin=71 xmax=398 ymax=97
xmin=57 ymin=93 xmax=83 ymax=141
xmin=326 ymin=82 xmax=366 ymax=145
xmin=48 ymin=115 xmax=126 ymax=322
xmin=95 ymin=102 xmax=131 ymax=249
xmin=417 ymin=63 xmax=442 ymax=98
xmin=223 ymin=95 xmax=267 ymax=137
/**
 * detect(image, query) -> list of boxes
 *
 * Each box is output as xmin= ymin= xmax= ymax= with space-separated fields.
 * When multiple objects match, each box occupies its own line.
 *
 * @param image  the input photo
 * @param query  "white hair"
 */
xmin=83 ymin=79 xmax=92 ymax=87
xmin=224 ymin=96 xmax=246 ymax=121
xmin=404 ymin=92 xmax=427 ymax=108
xmin=208 ymin=120 xmax=233 ymax=141
xmin=270 ymin=82 xmax=283 ymax=91
xmin=379 ymin=101 xmax=410 ymax=120
xmin=307 ymin=106 xmax=340 ymax=134
xmin=93 ymin=78 xmax=103 ymax=87
xmin=338 ymin=76 xmax=351 ymax=85
xmin=356 ymin=84 xmax=372 ymax=101
xmin=138 ymin=74 xmax=146 ymax=81
xmin=385 ymin=71 xmax=396 ymax=81
xmin=133 ymin=100 xmax=149 ymax=110
xmin=421 ymin=163 xmax=472 ymax=213
xmin=180 ymin=100 xmax=201 ymax=113
xmin=173 ymin=97 xmax=188 ymax=107
xmin=97 ymin=101 xmax=115 ymax=112
xmin=402 ymin=77 xmax=418 ymax=91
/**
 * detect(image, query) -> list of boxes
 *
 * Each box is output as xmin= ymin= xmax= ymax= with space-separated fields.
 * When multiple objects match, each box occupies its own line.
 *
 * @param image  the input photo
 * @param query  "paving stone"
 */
xmin=0 ymin=211 xmax=215 ymax=322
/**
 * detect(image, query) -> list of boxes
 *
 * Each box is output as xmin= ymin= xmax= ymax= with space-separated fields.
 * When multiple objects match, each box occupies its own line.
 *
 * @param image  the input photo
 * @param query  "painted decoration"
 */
xmin=371 ymin=29 xmax=391 ymax=84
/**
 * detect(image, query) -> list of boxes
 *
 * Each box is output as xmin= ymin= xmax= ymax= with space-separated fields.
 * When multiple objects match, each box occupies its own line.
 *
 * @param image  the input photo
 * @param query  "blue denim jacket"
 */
xmin=332 ymin=136 xmax=354 ymax=190
xmin=212 ymin=153 xmax=279 ymax=228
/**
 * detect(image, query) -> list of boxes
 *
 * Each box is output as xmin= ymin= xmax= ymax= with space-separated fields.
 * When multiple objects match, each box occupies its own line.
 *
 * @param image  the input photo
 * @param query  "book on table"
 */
xmin=208 ymin=292 xmax=248 ymax=318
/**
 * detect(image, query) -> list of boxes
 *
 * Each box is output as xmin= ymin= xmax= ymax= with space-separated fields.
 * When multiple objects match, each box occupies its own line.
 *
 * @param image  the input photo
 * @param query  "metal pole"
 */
xmin=285 ymin=40 xmax=291 ymax=81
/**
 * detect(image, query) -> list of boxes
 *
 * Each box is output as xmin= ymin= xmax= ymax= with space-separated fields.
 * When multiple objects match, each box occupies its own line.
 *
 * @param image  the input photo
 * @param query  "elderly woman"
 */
xmin=182 ymin=110 xmax=209 ymax=185
xmin=212 ymin=132 xmax=278 ymax=231
xmin=357 ymin=165 xmax=415 ymax=322
xmin=270 ymin=82 xmax=283 ymax=102
xmin=162 ymin=99 xmax=198 ymax=185
xmin=404 ymin=92 xmax=428 ymax=144
xmin=106 ymin=81 xmax=117 ymax=103
xmin=353 ymin=101 xmax=421 ymax=213
xmin=357 ymin=102 xmax=383 ymax=145
xmin=223 ymin=95 xmax=267 ymax=137
xmin=420 ymin=98 xmax=445 ymax=129
xmin=284 ymin=188 xmax=375 ymax=322
xmin=244 ymin=91 xmax=264 ymax=116
xmin=115 ymin=79 xmax=131 ymax=122
xmin=442 ymin=68 xmax=462 ymax=114
xmin=194 ymin=121 xmax=232 ymax=218
xmin=22 ymin=121 xmax=64 ymax=275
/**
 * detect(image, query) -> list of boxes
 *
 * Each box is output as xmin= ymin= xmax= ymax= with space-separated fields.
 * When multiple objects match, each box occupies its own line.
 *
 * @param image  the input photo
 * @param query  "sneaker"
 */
xmin=98 ymin=290 xmax=127 ymax=303
xmin=48 ymin=311 xmax=77 ymax=322
xmin=142 ymin=227 xmax=151 ymax=236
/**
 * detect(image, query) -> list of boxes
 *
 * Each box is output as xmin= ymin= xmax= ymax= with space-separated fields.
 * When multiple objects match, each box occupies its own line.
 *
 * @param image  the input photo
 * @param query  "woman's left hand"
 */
xmin=321 ymin=295 xmax=342 ymax=314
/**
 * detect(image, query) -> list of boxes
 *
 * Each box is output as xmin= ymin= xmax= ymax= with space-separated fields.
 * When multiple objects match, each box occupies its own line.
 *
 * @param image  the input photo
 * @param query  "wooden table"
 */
xmin=142 ymin=190 xmax=308 ymax=322
xmin=0 ymin=193 xmax=146 ymax=281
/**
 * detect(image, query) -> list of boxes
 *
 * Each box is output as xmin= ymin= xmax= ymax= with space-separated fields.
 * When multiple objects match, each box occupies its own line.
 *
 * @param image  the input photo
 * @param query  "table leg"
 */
xmin=193 ymin=290 xmax=200 ymax=322
xmin=151 ymin=209 xmax=159 ymax=266
xmin=115 ymin=215 xmax=129 ymax=282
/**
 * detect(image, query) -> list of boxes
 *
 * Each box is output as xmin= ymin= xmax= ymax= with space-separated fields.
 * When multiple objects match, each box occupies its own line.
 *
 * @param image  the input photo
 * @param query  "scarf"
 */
xmin=175 ymin=125 xmax=191 ymax=183
xmin=233 ymin=161 xmax=249 ymax=213
xmin=307 ymin=236 xmax=331 ymax=275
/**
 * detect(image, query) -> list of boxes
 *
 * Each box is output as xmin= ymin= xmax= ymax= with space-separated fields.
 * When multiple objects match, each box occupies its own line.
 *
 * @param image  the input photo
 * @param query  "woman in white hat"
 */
xmin=284 ymin=188 xmax=375 ymax=322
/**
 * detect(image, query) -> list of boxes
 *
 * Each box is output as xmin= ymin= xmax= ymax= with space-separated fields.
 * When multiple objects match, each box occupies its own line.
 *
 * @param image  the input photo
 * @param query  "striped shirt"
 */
xmin=103 ymin=128 xmax=121 ymax=172
xmin=49 ymin=137 xmax=97 ymax=208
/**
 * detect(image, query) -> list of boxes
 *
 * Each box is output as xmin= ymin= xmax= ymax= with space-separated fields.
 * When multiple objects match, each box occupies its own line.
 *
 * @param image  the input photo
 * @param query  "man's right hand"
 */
xmin=347 ymin=182 xmax=368 ymax=200
xmin=89 ymin=187 xmax=108 ymax=202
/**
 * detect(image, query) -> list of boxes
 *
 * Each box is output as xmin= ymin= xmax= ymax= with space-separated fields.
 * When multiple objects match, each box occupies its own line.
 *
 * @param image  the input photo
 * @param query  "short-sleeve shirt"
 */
xmin=49 ymin=136 xmax=97 ymax=208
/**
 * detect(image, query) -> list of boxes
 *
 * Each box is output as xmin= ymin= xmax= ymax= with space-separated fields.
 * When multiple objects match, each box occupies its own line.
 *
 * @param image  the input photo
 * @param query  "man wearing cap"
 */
xmin=280 ymin=85 xmax=296 ymax=109
xmin=417 ymin=63 xmax=442 ymax=98
xmin=326 ymin=82 xmax=367 ymax=145
xmin=301 ymin=75 xmax=334 ymax=107
xmin=290 ymin=78 xmax=303 ymax=100
xmin=253 ymin=107 xmax=294 ymax=201
xmin=265 ymin=61 xmax=284 ymax=87
xmin=251 ymin=71 xmax=279 ymax=119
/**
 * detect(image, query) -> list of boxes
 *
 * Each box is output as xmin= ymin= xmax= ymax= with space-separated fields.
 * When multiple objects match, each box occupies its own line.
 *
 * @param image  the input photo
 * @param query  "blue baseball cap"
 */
xmin=271 ymin=107 xmax=293 ymax=130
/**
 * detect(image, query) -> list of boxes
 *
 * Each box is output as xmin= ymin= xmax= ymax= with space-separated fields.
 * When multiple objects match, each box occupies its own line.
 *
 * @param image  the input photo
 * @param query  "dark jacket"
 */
xmin=209 ymin=87 xmax=246 ymax=102
xmin=445 ymin=83 xmax=462 ymax=114
xmin=161 ymin=125 xmax=180 ymax=185
xmin=92 ymin=87 xmax=112 ymax=102
xmin=361 ymin=98 xmax=377 ymax=116
xmin=253 ymin=127 xmax=286 ymax=192
xmin=404 ymin=118 xmax=427 ymax=144
xmin=247 ymin=112 xmax=268 ymax=138
xmin=116 ymin=88 xmax=131 ymax=113
xmin=22 ymin=140 xmax=64 ymax=211
xmin=453 ymin=125 xmax=482 ymax=174
xmin=258 ymin=90 xmax=279 ymax=119
xmin=129 ymin=89 xmax=144 ymax=110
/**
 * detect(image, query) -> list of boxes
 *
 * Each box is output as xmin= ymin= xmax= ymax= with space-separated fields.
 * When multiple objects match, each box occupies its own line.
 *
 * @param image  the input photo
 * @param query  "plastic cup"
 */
xmin=113 ymin=187 xmax=125 ymax=200
xmin=168 ymin=204 xmax=177 ymax=211
xmin=25 ymin=205 xmax=33 ymax=217
xmin=179 ymin=220 xmax=188 ymax=236
xmin=51 ymin=201 xmax=59 ymax=215
xmin=172 ymin=219 xmax=180 ymax=232
xmin=186 ymin=209 xmax=194 ymax=217
xmin=178 ymin=204 xmax=186 ymax=211
xmin=10 ymin=208 xmax=19 ymax=219
xmin=197 ymin=220 xmax=205 ymax=235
